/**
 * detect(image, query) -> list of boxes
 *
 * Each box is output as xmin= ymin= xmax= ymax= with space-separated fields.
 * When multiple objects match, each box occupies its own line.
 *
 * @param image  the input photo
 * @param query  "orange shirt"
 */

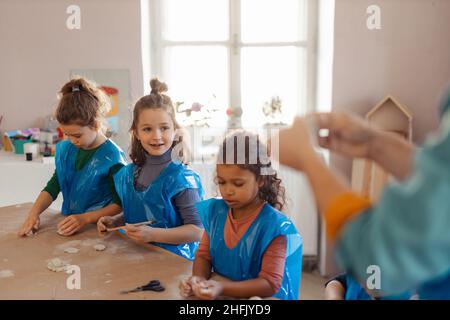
xmin=195 ymin=203 xmax=287 ymax=292
xmin=324 ymin=192 xmax=372 ymax=241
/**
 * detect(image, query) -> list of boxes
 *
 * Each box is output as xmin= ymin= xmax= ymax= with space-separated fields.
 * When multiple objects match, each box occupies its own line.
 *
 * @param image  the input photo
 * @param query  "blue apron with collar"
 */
xmin=55 ymin=139 xmax=127 ymax=215
xmin=417 ymin=270 xmax=450 ymax=300
xmin=114 ymin=162 xmax=204 ymax=260
xmin=345 ymin=275 xmax=372 ymax=300
xmin=345 ymin=275 xmax=411 ymax=300
xmin=196 ymin=198 xmax=303 ymax=300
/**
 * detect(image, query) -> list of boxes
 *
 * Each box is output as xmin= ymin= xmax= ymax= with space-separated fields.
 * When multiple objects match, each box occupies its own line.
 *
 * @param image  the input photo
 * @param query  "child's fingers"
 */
xmin=18 ymin=225 xmax=30 ymax=237
xmin=98 ymin=221 xmax=106 ymax=231
xmin=64 ymin=228 xmax=77 ymax=236
xmin=60 ymin=219 xmax=78 ymax=234
xmin=182 ymin=280 xmax=193 ymax=291
xmin=180 ymin=290 xmax=192 ymax=298
xmin=98 ymin=218 xmax=110 ymax=230
xmin=125 ymin=224 xmax=138 ymax=232
xmin=191 ymin=280 xmax=208 ymax=297
xmin=180 ymin=279 xmax=189 ymax=288
xmin=57 ymin=218 xmax=67 ymax=229
xmin=33 ymin=218 xmax=40 ymax=230
xmin=180 ymin=286 xmax=193 ymax=298
xmin=199 ymin=287 xmax=214 ymax=300
xmin=104 ymin=219 xmax=115 ymax=228
xmin=58 ymin=216 xmax=73 ymax=230
xmin=191 ymin=283 xmax=203 ymax=297
xmin=61 ymin=223 xmax=79 ymax=236
xmin=125 ymin=230 xmax=140 ymax=241
xmin=189 ymin=276 xmax=203 ymax=286
xmin=179 ymin=280 xmax=193 ymax=297
xmin=19 ymin=217 xmax=38 ymax=236
xmin=125 ymin=226 xmax=141 ymax=238
xmin=98 ymin=225 xmax=108 ymax=236
xmin=194 ymin=286 xmax=214 ymax=300
xmin=60 ymin=218 xmax=76 ymax=230
xmin=20 ymin=221 xmax=32 ymax=235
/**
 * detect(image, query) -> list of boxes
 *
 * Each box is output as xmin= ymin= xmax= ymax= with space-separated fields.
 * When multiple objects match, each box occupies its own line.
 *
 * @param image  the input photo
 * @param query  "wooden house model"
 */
xmin=351 ymin=95 xmax=413 ymax=201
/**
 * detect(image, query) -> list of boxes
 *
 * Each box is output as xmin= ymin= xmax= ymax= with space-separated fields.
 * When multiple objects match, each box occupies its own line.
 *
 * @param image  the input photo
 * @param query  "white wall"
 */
xmin=0 ymin=0 xmax=144 ymax=151
xmin=331 ymin=0 xmax=450 ymax=179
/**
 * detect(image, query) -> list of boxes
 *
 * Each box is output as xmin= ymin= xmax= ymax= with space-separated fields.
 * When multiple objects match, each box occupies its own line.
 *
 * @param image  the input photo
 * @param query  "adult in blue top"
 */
xmin=276 ymin=88 xmax=450 ymax=298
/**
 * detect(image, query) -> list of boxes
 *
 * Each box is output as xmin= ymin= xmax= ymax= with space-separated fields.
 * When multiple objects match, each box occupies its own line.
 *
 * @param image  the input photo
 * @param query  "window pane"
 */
xmin=163 ymin=46 xmax=229 ymax=127
xmin=241 ymin=0 xmax=307 ymax=43
xmin=240 ymin=47 xmax=306 ymax=128
xmin=162 ymin=0 xmax=229 ymax=41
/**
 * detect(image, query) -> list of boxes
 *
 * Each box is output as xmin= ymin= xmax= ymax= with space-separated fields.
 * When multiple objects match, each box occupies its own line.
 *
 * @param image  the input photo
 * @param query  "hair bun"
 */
xmin=150 ymin=78 xmax=168 ymax=95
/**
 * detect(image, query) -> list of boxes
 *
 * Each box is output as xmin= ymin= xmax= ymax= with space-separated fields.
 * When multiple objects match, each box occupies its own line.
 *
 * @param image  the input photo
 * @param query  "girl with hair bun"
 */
xmin=97 ymin=78 xmax=204 ymax=260
xmin=19 ymin=76 xmax=127 ymax=237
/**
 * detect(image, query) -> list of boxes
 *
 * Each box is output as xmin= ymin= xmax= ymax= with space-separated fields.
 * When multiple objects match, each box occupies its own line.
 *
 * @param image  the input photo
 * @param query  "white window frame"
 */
xmin=149 ymin=0 xmax=318 ymax=120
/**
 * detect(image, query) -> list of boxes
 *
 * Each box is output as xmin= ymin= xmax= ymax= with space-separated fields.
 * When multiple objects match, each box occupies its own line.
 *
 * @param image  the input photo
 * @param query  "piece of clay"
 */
xmin=57 ymin=229 xmax=65 ymax=236
xmin=47 ymin=258 xmax=68 ymax=272
xmin=64 ymin=247 xmax=79 ymax=254
xmin=0 ymin=270 xmax=14 ymax=278
xmin=93 ymin=244 xmax=106 ymax=251
xmin=26 ymin=230 xmax=34 ymax=237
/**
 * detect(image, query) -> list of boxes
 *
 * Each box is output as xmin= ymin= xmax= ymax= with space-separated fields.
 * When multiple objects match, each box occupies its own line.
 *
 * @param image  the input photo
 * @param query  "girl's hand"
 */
xmin=180 ymin=276 xmax=208 ymax=298
xmin=192 ymin=279 xmax=223 ymax=300
xmin=179 ymin=277 xmax=195 ymax=298
xmin=97 ymin=216 xmax=119 ymax=236
xmin=18 ymin=213 xmax=40 ymax=236
xmin=57 ymin=214 xmax=89 ymax=236
xmin=125 ymin=225 xmax=154 ymax=243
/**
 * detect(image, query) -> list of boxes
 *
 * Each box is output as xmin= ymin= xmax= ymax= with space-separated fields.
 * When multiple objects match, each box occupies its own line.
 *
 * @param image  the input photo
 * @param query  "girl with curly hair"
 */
xmin=180 ymin=131 xmax=303 ymax=300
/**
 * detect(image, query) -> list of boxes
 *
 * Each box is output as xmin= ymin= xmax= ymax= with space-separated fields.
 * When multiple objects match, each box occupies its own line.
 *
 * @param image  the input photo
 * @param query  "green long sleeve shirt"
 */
xmin=43 ymin=145 xmax=124 ymax=206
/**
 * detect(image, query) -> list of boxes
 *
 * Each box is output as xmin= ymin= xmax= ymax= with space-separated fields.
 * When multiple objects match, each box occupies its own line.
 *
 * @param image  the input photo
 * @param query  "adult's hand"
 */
xmin=315 ymin=112 xmax=415 ymax=179
xmin=314 ymin=112 xmax=375 ymax=159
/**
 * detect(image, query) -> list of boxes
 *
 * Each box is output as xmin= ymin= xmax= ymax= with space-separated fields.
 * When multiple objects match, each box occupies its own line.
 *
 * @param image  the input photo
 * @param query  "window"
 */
xmin=149 ymin=0 xmax=317 ymax=129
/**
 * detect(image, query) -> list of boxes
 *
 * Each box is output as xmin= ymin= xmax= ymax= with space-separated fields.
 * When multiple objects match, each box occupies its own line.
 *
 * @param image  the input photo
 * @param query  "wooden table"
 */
xmin=0 ymin=203 xmax=193 ymax=299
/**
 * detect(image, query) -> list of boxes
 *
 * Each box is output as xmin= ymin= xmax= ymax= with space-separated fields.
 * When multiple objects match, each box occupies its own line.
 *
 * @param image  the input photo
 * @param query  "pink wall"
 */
xmin=331 ymin=0 xmax=450 ymax=178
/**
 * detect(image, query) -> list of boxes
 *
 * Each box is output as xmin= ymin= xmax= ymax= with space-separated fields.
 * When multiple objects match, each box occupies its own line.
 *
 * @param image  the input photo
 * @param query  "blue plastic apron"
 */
xmin=114 ymin=162 xmax=204 ymax=260
xmin=345 ymin=275 xmax=411 ymax=300
xmin=56 ymin=139 xmax=127 ymax=215
xmin=196 ymin=198 xmax=303 ymax=300
xmin=417 ymin=270 xmax=450 ymax=299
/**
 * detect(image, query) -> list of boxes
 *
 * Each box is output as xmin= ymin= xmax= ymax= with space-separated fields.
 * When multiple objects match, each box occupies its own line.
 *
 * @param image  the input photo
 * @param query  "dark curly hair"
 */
xmin=216 ymin=130 xmax=286 ymax=211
